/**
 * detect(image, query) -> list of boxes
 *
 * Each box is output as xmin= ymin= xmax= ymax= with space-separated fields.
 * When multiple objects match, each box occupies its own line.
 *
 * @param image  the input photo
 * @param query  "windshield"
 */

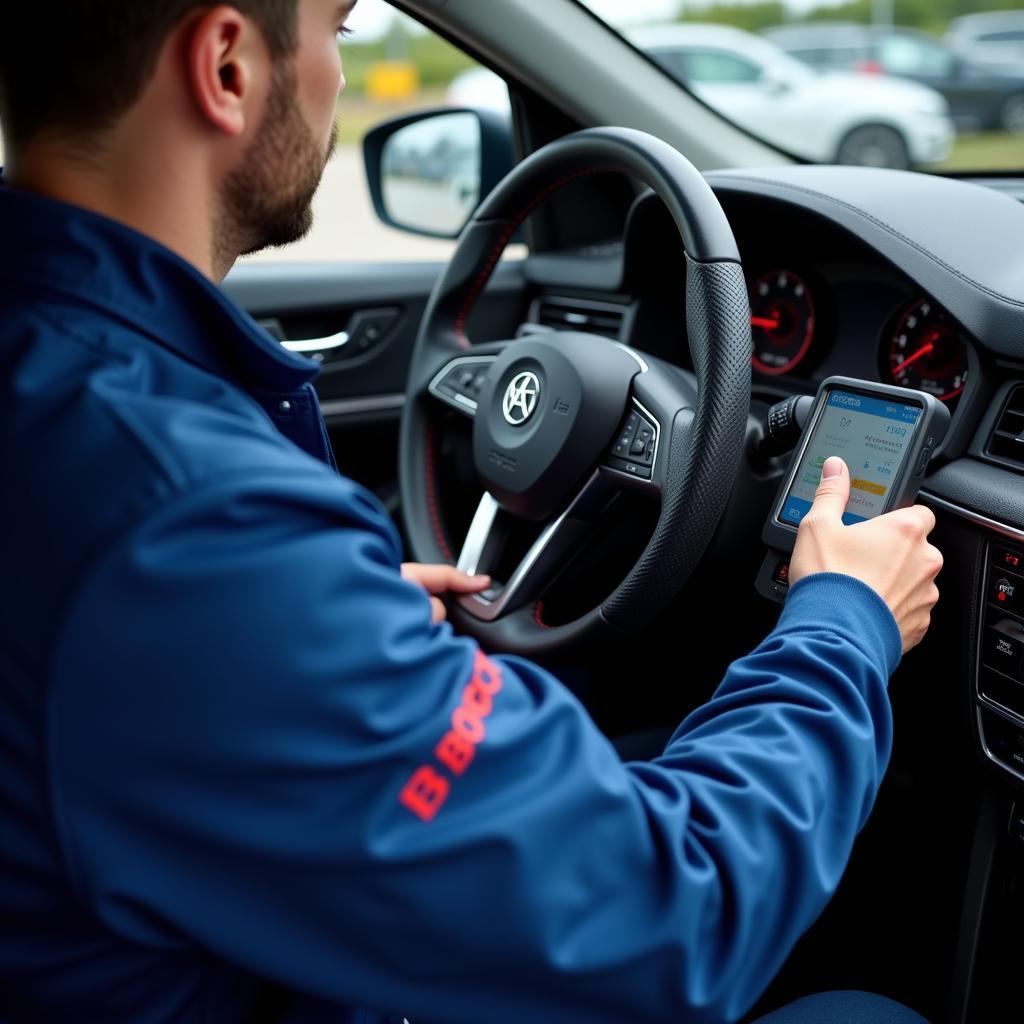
xmin=576 ymin=0 xmax=1024 ymax=175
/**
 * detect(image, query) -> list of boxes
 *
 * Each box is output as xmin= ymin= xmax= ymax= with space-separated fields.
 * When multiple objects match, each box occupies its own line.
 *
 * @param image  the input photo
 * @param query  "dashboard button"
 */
xmin=983 ymin=622 xmax=1024 ymax=681
xmin=995 ymin=546 xmax=1024 ymax=573
xmin=980 ymin=666 xmax=1024 ymax=720
xmin=990 ymin=569 xmax=1024 ymax=615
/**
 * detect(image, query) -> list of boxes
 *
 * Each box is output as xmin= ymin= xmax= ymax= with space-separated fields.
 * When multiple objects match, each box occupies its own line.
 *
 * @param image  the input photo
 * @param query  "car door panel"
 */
xmin=223 ymin=259 xmax=528 ymax=521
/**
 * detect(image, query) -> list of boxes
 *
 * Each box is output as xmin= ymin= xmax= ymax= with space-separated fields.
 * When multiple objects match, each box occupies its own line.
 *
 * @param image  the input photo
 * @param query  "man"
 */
xmin=0 ymin=2 xmax=942 ymax=1022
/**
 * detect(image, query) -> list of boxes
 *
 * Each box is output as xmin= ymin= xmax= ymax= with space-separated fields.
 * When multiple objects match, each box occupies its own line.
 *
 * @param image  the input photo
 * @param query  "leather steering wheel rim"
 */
xmin=399 ymin=126 xmax=752 ymax=659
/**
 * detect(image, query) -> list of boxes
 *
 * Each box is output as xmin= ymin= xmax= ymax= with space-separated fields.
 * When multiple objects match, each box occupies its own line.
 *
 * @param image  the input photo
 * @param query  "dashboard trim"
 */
xmin=921 ymin=489 xmax=1024 ymax=544
xmin=924 ymin=489 xmax=1024 ymax=787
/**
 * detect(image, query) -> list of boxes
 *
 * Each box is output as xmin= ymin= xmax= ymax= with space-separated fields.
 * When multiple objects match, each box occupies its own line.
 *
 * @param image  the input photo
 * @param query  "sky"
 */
xmin=346 ymin=0 xmax=850 ymax=42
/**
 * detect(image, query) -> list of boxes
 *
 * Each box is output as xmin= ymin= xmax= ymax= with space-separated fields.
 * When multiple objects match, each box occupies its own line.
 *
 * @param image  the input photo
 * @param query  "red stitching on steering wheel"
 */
xmin=533 ymin=601 xmax=551 ymax=631
xmin=453 ymin=165 xmax=613 ymax=347
xmin=424 ymin=419 xmax=453 ymax=562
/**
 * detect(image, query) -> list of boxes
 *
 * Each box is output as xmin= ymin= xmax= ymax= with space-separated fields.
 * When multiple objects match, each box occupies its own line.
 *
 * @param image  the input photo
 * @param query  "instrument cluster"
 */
xmin=746 ymin=266 xmax=970 ymax=408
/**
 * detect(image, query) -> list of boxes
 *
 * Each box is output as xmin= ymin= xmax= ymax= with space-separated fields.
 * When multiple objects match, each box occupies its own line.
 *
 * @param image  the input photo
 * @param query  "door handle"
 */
xmin=282 ymin=331 xmax=350 ymax=354
xmin=259 ymin=307 xmax=401 ymax=369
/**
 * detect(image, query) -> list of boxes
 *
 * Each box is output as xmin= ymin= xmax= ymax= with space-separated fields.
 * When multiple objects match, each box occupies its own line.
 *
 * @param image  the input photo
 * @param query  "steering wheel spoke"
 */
xmin=455 ymin=471 xmax=617 ymax=622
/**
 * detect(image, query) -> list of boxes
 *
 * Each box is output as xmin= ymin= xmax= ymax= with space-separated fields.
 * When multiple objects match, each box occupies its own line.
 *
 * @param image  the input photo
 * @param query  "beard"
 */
xmin=216 ymin=60 xmax=337 ymax=267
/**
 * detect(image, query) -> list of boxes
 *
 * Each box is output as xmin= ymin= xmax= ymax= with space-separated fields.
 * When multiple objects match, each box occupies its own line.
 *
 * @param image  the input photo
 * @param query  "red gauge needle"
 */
xmin=751 ymin=315 xmax=781 ymax=330
xmin=892 ymin=341 xmax=935 ymax=375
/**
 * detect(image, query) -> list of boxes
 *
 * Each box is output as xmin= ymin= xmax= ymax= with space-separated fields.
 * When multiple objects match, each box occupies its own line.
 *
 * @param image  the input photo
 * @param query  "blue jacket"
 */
xmin=0 ymin=185 xmax=901 ymax=1024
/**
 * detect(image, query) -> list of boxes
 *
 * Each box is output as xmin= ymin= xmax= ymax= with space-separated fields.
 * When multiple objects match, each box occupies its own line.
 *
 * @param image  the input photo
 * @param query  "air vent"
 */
xmin=987 ymin=384 xmax=1024 ymax=469
xmin=528 ymin=296 xmax=626 ymax=340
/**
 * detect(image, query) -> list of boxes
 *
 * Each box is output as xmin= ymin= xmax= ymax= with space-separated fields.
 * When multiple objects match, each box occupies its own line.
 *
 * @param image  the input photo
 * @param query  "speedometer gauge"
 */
xmin=749 ymin=270 xmax=815 ymax=376
xmin=886 ymin=299 xmax=968 ymax=403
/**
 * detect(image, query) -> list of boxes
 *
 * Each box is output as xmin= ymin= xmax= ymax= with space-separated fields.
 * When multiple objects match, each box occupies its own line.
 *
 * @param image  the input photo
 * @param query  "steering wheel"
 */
xmin=399 ymin=127 xmax=752 ymax=659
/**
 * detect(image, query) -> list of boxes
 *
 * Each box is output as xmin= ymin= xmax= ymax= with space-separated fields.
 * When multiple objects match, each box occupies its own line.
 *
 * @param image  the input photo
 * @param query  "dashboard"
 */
xmin=527 ymin=165 xmax=1024 ymax=468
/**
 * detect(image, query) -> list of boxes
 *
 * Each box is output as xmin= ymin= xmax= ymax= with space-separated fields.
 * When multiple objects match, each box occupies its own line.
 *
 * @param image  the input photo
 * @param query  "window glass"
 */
xmin=578 ymin=1 xmax=1024 ymax=174
xmin=978 ymin=29 xmax=1024 ymax=43
xmin=877 ymin=36 xmax=953 ymax=76
xmin=676 ymin=49 xmax=763 ymax=84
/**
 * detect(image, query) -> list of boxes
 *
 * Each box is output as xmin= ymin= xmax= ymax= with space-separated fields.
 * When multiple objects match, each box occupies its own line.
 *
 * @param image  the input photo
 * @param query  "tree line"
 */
xmin=676 ymin=0 xmax=1024 ymax=35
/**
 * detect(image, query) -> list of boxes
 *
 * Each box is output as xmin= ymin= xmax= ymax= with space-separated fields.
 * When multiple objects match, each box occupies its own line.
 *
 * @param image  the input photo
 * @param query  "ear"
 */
xmin=184 ymin=5 xmax=267 ymax=137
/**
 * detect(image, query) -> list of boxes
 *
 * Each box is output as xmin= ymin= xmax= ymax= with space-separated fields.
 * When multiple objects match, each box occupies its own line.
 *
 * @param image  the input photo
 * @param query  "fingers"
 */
xmin=402 ymin=563 xmax=491 ymax=595
xmin=882 ymin=504 xmax=937 ymax=541
xmin=806 ymin=456 xmax=850 ymax=523
xmin=443 ymin=569 xmax=493 ymax=594
xmin=430 ymin=597 xmax=447 ymax=624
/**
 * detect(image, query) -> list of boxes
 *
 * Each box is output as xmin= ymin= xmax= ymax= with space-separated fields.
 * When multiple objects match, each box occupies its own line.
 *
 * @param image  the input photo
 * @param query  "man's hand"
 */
xmin=789 ymin=455 xmax=943 ymax=655
xmin=401 ymin=563 xmax=492 ymax=623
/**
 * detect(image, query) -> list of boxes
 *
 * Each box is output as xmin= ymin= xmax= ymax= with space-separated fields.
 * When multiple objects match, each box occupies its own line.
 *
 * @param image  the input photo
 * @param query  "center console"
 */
xmin=975 ymin=540 xmax=1024 ymax=782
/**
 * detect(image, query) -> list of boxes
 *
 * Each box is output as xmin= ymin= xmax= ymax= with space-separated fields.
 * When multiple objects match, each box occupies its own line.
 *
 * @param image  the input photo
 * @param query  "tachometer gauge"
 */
xmin=886 ymin=299 xmax=968 ymax=403
xmin=749 ymin=270 xmax=816 ymax=376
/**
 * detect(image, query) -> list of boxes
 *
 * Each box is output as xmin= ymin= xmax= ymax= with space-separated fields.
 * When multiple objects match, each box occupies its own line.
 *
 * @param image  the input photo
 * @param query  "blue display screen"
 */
xmin=780 ymin=390 xmax=922 ymax=527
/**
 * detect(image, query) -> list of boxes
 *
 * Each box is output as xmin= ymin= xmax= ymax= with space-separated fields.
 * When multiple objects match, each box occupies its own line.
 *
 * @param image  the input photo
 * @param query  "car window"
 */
xmin=576 ymin=3 xmax=1024 ymax=175
xmin=978 ymin=29 xmax=1024 ymax=43
xmin=674 ymin=48 xmax=763 ymax=84
xmin=877 ymin=36 xmax=953 ymax=76
xmin=792 ymin=46 xmax=866 ymax=69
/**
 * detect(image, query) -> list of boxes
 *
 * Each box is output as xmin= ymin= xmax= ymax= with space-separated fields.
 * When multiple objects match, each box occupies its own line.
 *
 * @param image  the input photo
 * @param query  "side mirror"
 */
xmin=363 ymin=107 xmax=514 ymax=239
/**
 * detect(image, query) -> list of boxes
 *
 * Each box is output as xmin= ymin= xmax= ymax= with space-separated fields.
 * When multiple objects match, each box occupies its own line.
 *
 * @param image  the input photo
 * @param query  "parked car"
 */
xmin=946 ymin=11 xmax=1024 ymax=70
xmin=448 ymin=24 xmax=953 ymax=170
xmin=763 ymin=22 xmax=1024 ymax=133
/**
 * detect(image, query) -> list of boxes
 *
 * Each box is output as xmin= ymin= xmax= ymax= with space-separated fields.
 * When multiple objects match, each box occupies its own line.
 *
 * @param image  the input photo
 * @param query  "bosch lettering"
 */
xmin=399 ymin=649 xmax=504 ymax=821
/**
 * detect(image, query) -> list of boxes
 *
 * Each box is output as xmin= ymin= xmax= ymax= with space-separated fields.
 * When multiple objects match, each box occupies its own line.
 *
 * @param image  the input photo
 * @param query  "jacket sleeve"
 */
xmin=48 ymin=464 xmax=900 ymax=1024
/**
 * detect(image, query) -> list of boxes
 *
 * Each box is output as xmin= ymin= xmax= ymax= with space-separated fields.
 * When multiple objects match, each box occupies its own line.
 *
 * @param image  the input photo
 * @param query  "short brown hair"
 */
xmin=0 ymin=2 xmax=300 ymax=149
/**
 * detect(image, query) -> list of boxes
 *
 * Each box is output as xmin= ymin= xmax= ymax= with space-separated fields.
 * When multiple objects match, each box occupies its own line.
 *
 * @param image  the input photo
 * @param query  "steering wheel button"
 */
xmin=630 ymin=436 xmax=646 ymax=455
xmin=606 ymin=455 xmax=651 ymax=480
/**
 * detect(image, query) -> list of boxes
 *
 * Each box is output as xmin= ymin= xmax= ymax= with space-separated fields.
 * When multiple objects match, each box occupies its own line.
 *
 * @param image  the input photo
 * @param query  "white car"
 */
xmin=447 ymin=23 xmax=954 ymax=170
